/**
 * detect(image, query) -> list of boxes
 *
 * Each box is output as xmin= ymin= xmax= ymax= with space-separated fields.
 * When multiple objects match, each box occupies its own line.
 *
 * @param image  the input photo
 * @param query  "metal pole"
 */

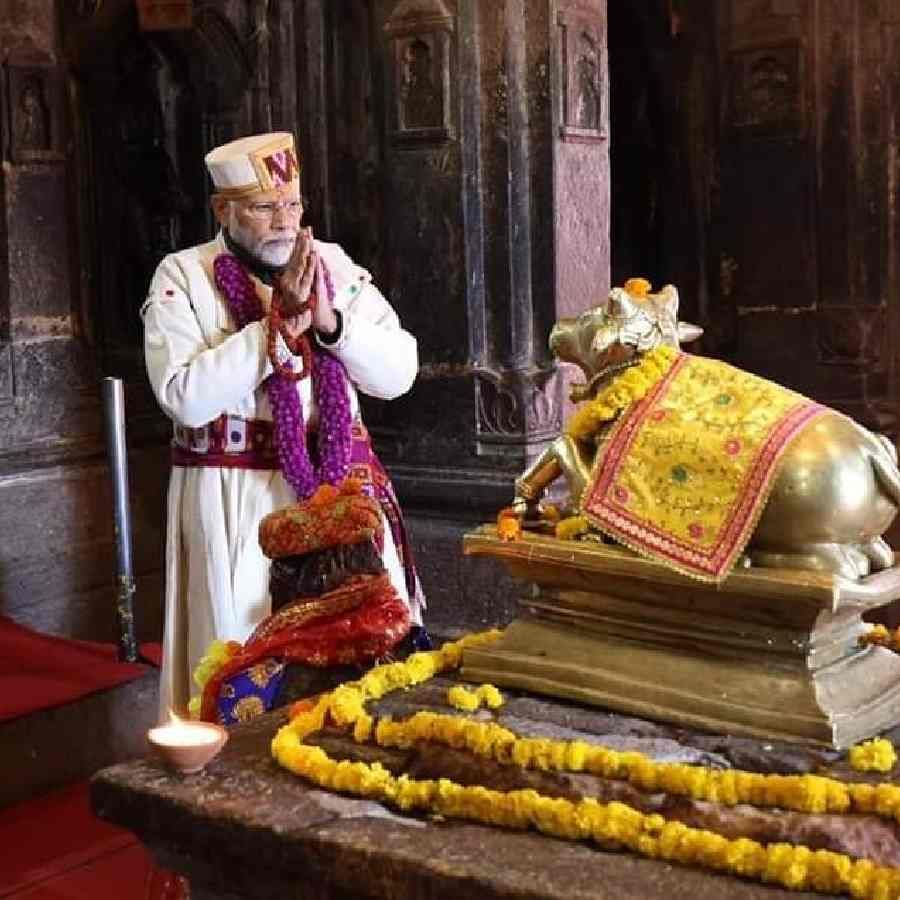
xmin=102 ymin=377 xmax=138 ymax=663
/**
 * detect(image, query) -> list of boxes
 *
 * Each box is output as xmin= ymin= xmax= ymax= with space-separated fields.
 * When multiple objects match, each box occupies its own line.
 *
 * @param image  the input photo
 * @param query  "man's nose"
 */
xmin=270 ymin=205 xmax=294 ymax=229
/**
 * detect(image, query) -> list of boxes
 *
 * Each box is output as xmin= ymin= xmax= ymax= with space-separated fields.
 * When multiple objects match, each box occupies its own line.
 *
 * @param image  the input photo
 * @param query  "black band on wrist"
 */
xmin=316 ymin=309 xmax=343 ymax=345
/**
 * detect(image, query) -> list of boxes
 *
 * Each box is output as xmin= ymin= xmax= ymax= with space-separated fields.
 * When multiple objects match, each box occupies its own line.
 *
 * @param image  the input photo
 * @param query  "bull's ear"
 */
xmin=656 ymin=284 xmax=680 ymax=318
xmin=607 ymin=287 xmax=638 ymax=319
xmin=678 ymin=321 xmax=704 ymax=343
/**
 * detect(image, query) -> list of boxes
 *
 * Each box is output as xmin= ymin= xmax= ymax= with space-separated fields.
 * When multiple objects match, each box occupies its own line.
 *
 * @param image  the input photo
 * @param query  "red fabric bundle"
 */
xmin=258 ymin=481 xmax=382 ymax=559
xmin=200 ymin=574 xmax=409 ymax=722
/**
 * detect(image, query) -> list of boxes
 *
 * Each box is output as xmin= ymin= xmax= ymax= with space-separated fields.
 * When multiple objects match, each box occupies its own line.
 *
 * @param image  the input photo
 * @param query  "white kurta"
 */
xmin=142 ymin=233 xmax=421 ymax=718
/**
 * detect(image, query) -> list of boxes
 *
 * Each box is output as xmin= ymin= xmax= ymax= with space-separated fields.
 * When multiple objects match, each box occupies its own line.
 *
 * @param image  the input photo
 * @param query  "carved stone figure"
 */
xmin=512 ymin=282 xmax=900 ymax=581
xmin=401 ymin=38 xmax=442 ymax=129
xmin=574 ymin=32 xmax=601 ymax=131
xmin=15 ymin=78 xmax=50 ymax=151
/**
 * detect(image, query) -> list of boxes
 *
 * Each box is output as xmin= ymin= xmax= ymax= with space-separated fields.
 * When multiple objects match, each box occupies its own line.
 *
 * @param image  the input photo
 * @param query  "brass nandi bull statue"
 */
xmin=512 ymin=282 xmax=900 ymax=581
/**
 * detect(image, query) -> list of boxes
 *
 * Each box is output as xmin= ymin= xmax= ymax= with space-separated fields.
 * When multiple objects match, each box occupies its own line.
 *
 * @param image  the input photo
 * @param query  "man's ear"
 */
xmin=210 ymin=194 xmax=230 ymax=229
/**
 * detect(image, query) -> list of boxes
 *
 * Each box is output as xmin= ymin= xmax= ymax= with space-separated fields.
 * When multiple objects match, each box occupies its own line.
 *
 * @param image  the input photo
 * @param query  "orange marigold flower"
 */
xmin=309 ymin=484 xmax=340 ymax=507
xmin=340 ymin=477 xmax=365 ymax=496
xmin=497 ymin=515 xmax=522 ymax=542
xmin=624 ymin=277 xmax=652 ymax=298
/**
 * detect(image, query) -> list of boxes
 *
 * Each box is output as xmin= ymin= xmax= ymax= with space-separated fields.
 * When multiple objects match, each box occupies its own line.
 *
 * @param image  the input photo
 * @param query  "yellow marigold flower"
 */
xmin=352 ymin=713 xmax=373 ymax=743
xmin=475 ymin=684 xmax=504 ymax=709
xmin=564 ymin=740 xmax=589 ymax=772
xmin=192 ymin=638 xmax=239 ymax=689
xmin=403 ymin=652 xmax=439 ymax=684
xmin=447 ymin=684 xmax=480 ymax=711
xmin=848 ymin=859 xmax=877 ymax=895
xmin=564 ymin=346 xmax=677 ymax=440
xmin=329 ymin=685 xmax=366 ymax=727
xmin=849 ymin=738 xmax=897 ymax=774
xmin=873 ymin=782 xmax=900 ymax=817
xmin=555 ymin=515 xmax=591 ymax=541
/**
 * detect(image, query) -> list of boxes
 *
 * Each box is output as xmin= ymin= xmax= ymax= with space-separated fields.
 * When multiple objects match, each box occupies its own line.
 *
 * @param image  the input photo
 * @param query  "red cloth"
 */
xmin=0 ymin=779 xmax=186 ymax=898
xmin=200 ymin=575 xmax=409 ymax=722
xmin=0 ymin=616 xmax=160 ymax=723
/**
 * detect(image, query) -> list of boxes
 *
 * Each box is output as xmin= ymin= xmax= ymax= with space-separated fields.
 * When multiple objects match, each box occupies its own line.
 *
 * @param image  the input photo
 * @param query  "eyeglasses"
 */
xmin=241 ymin=200 xmax=304 ymax=220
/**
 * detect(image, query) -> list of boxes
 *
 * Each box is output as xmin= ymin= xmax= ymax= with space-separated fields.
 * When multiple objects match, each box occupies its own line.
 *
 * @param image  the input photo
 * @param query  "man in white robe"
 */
xmin=142 ymin=132 xmax=424 ymax=717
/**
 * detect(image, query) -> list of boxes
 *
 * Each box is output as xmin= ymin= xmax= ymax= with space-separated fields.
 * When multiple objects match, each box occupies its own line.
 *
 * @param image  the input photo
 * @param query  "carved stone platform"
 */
xmin=462 ymin=527 xmax=900 ymax=749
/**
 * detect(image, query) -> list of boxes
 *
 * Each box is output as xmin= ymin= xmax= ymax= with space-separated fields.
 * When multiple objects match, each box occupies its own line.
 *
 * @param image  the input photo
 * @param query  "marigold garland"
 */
xmin=187 ymin=639 xmax=241 ymax=718
xmin=271 ymin=630 xmax=900 ymax=898
xmin=849 ymin=739 xmax=898 ymax=774
xmin=565 ymin=344 xmax=678 ymax=442
xmin=447 ymin=683 xmax=505 ymax=712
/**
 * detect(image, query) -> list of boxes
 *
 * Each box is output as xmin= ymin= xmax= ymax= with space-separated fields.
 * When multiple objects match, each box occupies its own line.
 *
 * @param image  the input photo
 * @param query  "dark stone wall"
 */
xmin=0 ymin=0 xmax=154 ymax=643
xmin=0 ymin=0 xmax=298 ymax=643
xmin=609 ymin=0 xmax=900 ymax=439
xmin=5 ymin=0 xmax=899 ymax=648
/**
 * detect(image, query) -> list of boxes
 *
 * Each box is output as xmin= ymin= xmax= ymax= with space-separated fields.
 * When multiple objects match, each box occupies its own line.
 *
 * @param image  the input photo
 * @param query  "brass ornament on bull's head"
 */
xmin=513 ymin=281 xmax=900 ymax=581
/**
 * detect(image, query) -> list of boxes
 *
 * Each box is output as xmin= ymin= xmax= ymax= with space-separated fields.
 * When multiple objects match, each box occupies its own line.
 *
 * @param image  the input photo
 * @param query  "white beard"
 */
xmin=228 ymin=216 xmax=296 ymax=266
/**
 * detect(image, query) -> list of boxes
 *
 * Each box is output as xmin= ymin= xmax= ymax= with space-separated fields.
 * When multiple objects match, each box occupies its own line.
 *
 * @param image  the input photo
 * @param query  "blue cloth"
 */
xmin=216 ymin=658 xmax=286 ymax=725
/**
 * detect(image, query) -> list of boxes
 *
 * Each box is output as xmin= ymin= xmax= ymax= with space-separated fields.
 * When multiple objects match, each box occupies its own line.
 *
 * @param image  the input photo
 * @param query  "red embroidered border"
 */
xmin=171 ymin=446 xmax=279 ymax=469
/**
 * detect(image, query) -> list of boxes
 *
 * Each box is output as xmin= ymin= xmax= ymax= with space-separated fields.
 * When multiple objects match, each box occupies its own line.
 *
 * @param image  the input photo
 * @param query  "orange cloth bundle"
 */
xmin=258 ymin=480 xmax=382 ymax=559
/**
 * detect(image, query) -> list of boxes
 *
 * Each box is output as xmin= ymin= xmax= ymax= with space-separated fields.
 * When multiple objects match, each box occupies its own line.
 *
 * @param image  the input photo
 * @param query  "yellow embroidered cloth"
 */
xmin=581 ymin=352 xmax=826 ymax=582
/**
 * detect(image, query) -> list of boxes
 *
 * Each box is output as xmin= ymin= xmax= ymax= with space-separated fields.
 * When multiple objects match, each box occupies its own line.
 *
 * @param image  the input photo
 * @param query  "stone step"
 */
xmin=0 ymin=668 xmax=160 ymax=808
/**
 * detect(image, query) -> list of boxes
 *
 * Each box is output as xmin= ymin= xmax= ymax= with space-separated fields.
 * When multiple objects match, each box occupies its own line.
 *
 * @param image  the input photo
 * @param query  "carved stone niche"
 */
xmin=558 ymin=7 xmax=607 ymax=144
xmin=474 ymin=367 xmax=563 ymax=463
xmin=3 ymin=43 xmax=65 ymax=164
xmin=384 ymin=0 xmax=456 ymax=145
xmin=816 ymin=305 xmax=886 ymax=368
xmin=728 ymin=41 xmax=804 ymax=139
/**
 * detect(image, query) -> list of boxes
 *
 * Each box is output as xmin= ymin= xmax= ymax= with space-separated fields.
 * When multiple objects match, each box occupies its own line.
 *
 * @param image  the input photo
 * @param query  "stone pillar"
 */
xmin=301 ymin=0 xmax=610 ymax=501
xmin=296 ymin=0 xmax=610 ymax=631
xmin=467 ymin=0 xmax=611 ymax=466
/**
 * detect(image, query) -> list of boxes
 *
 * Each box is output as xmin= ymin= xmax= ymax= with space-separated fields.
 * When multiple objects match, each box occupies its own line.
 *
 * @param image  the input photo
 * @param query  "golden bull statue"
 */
xmin=462 ymin=280 xmax=900 ymax=748
xmin=511 ymin=282 xmax=900 ymax=581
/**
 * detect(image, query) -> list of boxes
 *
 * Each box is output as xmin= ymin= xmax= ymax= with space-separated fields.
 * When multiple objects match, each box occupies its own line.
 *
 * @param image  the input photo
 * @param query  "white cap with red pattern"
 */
xmin=204 ymin=132 xmax=300 ymax=199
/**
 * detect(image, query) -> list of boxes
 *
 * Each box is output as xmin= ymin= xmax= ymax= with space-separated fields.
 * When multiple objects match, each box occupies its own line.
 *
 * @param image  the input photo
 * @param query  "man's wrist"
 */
xmin=315 ymin=309 xmax=343 ymax=345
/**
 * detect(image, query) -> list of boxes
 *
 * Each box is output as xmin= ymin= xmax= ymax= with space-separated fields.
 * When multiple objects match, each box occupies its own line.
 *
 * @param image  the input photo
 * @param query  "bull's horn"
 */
xmin=607 ymin=288 xmax=638 ymax=319
xmin=677 ymin=321 xmax=704 ymax=344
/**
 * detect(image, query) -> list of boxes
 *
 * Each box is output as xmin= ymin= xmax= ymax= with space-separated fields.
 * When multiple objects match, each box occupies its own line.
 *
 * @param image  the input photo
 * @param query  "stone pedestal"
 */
xmin=462 ymin=528 xmax=900 ymax=749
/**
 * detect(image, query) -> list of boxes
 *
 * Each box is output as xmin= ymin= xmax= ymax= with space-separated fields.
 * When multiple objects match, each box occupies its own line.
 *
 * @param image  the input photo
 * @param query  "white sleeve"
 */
xmin=142 ymin=256 xmax=274 ymax=428
xmin=320 ymin=281 xmax=419 ymax=400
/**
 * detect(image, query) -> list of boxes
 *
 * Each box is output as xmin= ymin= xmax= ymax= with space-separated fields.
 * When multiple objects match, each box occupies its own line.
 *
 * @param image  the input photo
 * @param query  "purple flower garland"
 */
xmin=213 ymin=254 xmax=353 ymax=500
